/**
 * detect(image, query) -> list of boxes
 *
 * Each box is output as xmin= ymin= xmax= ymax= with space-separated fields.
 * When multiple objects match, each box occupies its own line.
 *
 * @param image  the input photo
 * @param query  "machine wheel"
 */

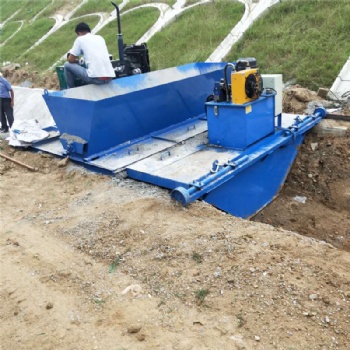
xmin=171 ymin=187 xmax=190 ymax=206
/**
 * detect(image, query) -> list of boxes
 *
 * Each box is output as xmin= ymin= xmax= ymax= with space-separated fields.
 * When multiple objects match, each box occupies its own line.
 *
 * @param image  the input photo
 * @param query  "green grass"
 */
xmin=147 ymin=0 xmax=245 ymax=70
xmin=122 ymin=0 xmax=176 ymax=12
xmin=192 ymin=252 xmax=203 ymax=263
xmin=73 ymin=0 xmax=115 ymax=17
xmin=109 ymin=255 xmax=121 ymax=273
xmin=0 ymin=0 xmax=25 ymax=22
xmin=11 ymin=0 xmax=52 ymax=21
xmin=36 ymin=0 xmax=73 ymax=19
xmin=236 ymin=313 xmax=246 ymax=328
xmin=0 ymin=21 xmax=22 ymax=45
xmin=20 ymin=16 xmax=100 ymax=71
xmin=94 ymin=297 xmax=105 ymax=304
xmin=1 ymin=0 xmax=350 ymax=90
xmin=195 ymin=288 xmax=209 ymax=304
xmin=1 ymin=18 xmax=55 ymax=63
xmin=226 ymin=0 xmax=350 ymax=90
xmin=98 ymin=7 xmax=159 ymax=59
xmin=185 ymin=0 xmax=202 ymax=6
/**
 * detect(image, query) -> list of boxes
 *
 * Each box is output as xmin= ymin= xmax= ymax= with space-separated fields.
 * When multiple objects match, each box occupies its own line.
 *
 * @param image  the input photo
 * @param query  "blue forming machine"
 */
xmin=39 ymin=59 xmax=326 ymax=218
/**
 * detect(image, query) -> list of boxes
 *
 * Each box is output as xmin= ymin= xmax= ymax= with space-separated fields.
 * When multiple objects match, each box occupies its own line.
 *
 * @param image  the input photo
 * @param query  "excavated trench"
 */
xmin=252 ymin=89 xmax=350 ymax=251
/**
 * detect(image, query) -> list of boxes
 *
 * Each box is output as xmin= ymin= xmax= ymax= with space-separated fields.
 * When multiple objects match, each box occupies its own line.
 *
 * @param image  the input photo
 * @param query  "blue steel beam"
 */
xmin=171 ymin=107 xmax=326 ymax=206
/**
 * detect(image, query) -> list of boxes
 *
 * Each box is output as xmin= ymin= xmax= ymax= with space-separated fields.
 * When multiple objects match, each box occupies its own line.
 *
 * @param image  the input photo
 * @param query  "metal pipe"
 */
xmin=171 ymin=107 xmax=327 ymax=206
xmin=172 ymin=155 xmax=249 ymax=205
xmin=111 ymin=1 xmax=125 ymax=65
xmin=224 ymin=63 xmax=235 ymax=102
xmin=188 ymin=155 xmax=249 ymax=194
xmin=111 ymin=1 xmax=121 ymax=34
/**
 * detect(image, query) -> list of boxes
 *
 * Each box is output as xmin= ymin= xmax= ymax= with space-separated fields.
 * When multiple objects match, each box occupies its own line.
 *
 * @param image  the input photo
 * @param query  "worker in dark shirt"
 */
xmin=0 ymin=72 xmax=14 ymax=133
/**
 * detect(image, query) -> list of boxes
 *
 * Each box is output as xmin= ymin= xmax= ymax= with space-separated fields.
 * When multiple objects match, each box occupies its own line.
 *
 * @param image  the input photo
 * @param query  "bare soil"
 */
xmin=0 ymin=82 xmax=350 ymax=349
xmin=253 ymin=86 xmax=350 ymax=252
xmin=1 ymin=65 xmax=60 ymax=90
xmin=253 ymin=130 xmax=350 ymax=251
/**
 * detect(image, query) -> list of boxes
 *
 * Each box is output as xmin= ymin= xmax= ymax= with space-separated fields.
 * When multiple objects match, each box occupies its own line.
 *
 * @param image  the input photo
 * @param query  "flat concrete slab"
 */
xmin=329 ymin=57 xmax=350 ymax=101
xmin=312 ymin=119 xmax=349 ymax=137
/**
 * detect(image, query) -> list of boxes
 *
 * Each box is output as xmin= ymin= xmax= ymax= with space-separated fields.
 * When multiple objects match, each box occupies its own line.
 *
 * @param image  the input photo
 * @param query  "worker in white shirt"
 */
xmin=64 ymin=22 xmax=115 ymax=89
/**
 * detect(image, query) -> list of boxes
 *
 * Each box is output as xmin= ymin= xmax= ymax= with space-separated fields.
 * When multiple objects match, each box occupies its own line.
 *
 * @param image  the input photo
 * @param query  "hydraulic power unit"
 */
xmin=231 ymin=68 xmax=263 ymax=104
xmin=206 ymin=59 xmax=274 ymax=150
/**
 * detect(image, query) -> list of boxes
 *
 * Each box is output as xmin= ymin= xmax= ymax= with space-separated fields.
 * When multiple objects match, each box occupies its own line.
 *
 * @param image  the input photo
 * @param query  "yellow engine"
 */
xmin=231 ymin=68 xmax=263 ymax=104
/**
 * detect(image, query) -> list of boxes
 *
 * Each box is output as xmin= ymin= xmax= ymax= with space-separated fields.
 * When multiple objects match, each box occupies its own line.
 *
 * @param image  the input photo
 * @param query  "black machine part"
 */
xmin=211 ymin=64 xmax=235 ymax=103
xmin=124 ymin=43 xmax=150 ymax=73
xmin=111 ymin=44 xmax=150 ymax=78
xmin=236 ymin=57 xmax=257 ymax=71
xmin=245 ymin=72 xmax=263 ymax=99
xmin=236 ymin=57 xmax=262 ymax=99
xmin=224 ymin=63 xmax=235 ymax=102
xmin=211 ymin=59 xmax=263 ymax=103
xmin=212 ymin=78 xmax=229 ymax=103
xmin=110 ymin=1 xmax=150 ymax=77
xmin=111 ymin=1 xmax=124 ymax=66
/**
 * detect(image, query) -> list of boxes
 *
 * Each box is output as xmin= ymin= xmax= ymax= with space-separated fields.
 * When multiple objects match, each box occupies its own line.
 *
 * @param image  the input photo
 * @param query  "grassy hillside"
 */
xmin=1 ymin=18 xmax=55 ymax=64
xmin=148 ymin=0 xmax=244 ymax=70
xmin=0 ymin=0 xmax=350 ymax=90
xmin=227 ymin=0 xmax=350 ymax=90
xmin=99 ymin=7 xmax=160 ymax=61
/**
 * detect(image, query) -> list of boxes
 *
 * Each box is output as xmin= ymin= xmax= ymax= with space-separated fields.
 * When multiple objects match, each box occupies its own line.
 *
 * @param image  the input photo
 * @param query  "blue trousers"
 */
xmin=64 ymin=62 xmax=112 ymax=88
xmin=0 ymin=98 xmax=14 ymax=131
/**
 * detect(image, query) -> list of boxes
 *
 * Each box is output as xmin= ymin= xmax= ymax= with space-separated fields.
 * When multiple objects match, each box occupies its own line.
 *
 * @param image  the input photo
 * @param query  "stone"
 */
xmin=312 ymin=120 xmax=348 ymax=137
xmin=310 ymin=142 xmax=318 ymax=151
xmin=309 ymin=294 xmax=318 ymax=300
xmin=57 ymin=157 xmax=70 ymax=167
xmin=127 ymin=325 xmax=142 ymax=334
xmin=317 ymin=87 xmax=329 ymax=99
xmin=136 ymin=333 xmax=146 ymax=341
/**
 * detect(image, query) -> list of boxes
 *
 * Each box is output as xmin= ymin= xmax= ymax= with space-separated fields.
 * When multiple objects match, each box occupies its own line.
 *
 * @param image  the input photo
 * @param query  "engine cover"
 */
xmin=231 ymin=68 xmax=263 ymax=104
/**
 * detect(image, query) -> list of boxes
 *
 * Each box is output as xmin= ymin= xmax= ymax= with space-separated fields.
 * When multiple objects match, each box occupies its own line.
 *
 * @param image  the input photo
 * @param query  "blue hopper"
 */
xmin=39 ymin=61 xmax=326 ymax=218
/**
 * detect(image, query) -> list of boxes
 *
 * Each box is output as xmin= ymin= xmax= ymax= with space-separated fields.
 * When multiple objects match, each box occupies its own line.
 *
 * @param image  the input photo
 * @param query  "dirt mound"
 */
xmin=1 ymin=63 xmax=59 ymax=90
xmin=283 ymin=85 xmax=322 ymax=114
xmin=1 ymin=138 xmax=350 ymax=349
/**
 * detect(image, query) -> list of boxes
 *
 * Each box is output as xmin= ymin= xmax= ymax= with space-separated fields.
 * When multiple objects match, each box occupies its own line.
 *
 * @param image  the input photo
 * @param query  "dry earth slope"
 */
xmin=0 ymin=136 xmax=350 ymax=350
